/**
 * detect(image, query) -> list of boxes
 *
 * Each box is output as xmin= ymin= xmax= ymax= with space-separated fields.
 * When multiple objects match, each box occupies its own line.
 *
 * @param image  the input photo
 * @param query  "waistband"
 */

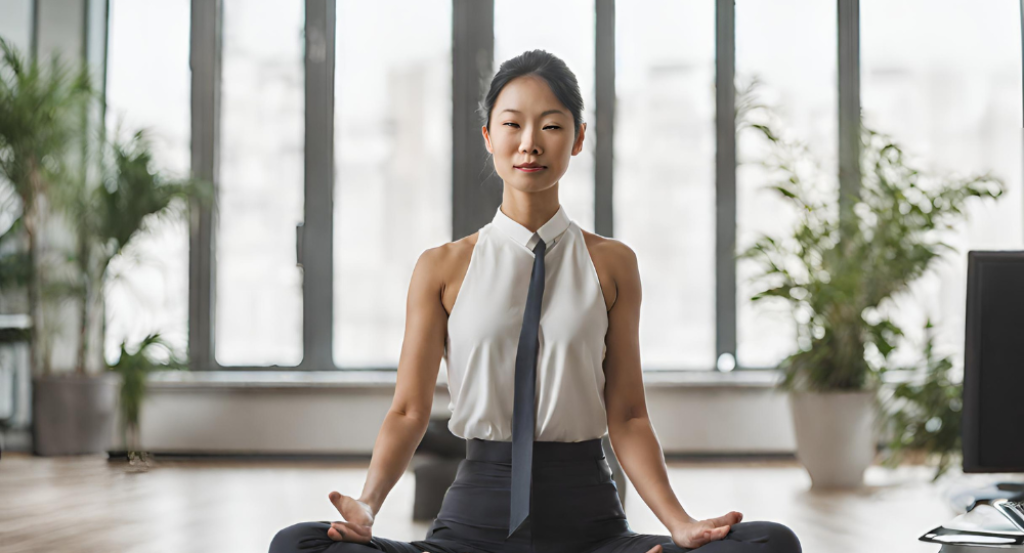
xmin=465 ymin=437 xmax=606 ymax=463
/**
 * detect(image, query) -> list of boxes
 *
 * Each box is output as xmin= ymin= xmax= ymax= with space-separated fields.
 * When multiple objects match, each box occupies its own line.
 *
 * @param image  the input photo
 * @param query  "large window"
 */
xmin=160 ymin=1 xmax=1023 ymax=372
xmin=614 ymin=0 xmax=716 ymax=370
xmin=735 ymin=0 xmax=838 ymax=369
xmin=216 ymin=0 xmax=305 ymax=367
xmin=333 ymin=0 xmax=452 ymax=368
xmin=104 ymin=0 xmax=191 ymax=363
xmin=0 ymin=0 xmax=32 ymax=53
xmin=861 ymin=0 xmax=1024 ymax=370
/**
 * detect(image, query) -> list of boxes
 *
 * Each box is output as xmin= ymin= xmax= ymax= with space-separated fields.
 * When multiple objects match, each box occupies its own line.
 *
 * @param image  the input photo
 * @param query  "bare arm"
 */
xmin=601 ymin=241 xmax=694 ymax=529
xmin=357 ymin=246 xmax=449 ymax=515
xmin=601 ymin=241 xmax=742 ymax=549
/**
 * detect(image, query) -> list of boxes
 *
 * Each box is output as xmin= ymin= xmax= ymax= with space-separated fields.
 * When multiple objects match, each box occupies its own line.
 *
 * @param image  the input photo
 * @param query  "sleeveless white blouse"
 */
xmin=443 ymin=204 xmax=610 ymax=443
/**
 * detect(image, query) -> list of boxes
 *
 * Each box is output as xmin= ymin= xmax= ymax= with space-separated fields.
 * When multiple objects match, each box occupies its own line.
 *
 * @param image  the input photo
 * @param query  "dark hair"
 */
xmin=478 ymin=49 xmax=585 ymax=141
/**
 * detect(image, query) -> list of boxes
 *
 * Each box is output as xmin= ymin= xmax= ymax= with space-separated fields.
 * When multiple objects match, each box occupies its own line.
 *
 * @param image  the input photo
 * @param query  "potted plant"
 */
xmin=107 ymin=332 xmax=187 ymax=467
xmin=736 ymin=79 xmax=1004 ymax=488
xmin=0 ymin=37 xmax=116 ymax=455
xmin=1 ymin=37 xmax=212 ymax=455
xmin=41 ymin=126 xmax=212 ymax=457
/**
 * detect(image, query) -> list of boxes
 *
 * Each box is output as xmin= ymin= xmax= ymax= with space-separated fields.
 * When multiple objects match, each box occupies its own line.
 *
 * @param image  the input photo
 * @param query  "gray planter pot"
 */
xmin=789 ymin=389 xmax=878 ymax=489
xmin=32 ymin=373 xmax=119 ymax=456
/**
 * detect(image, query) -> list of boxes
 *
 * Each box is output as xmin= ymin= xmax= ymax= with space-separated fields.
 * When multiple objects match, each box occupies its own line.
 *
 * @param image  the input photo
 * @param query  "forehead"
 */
xmin=494 ymin=75 xmax=567 ymax=116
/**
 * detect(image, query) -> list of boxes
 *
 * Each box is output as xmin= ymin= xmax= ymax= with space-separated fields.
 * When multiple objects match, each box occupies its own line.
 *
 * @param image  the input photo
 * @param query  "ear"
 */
xmin=481 ymin=125 xmax=493 ymax=154
xmin=571 ymin=122 xmax=587 ymax=156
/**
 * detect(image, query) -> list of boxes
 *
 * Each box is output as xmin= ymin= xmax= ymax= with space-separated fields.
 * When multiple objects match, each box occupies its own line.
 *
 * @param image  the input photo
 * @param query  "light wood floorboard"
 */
xmin=0 ymin=453 xmax=961 ymax=553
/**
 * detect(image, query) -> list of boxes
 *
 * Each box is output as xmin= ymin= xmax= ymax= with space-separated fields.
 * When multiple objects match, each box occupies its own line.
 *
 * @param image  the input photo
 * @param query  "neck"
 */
xmin=500 ymin=186 xmax=560 ymax=233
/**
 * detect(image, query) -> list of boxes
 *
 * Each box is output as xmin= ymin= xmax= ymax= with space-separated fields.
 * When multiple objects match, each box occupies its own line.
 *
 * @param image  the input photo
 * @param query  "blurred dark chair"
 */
xmin=411 ymin=417 xmax=466 ymax=520
xmin=412 ymin=417 xmax=626 ymax=521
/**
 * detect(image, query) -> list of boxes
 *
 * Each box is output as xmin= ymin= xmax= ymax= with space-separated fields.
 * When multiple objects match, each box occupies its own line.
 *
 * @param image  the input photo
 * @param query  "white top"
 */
xmin=443 ymin=203 xmax=610 ymax=442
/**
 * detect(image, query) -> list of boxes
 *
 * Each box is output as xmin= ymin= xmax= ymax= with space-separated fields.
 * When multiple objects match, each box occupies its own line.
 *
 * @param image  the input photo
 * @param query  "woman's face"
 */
xmin=481 ymin=74 xmax=586 ymax=194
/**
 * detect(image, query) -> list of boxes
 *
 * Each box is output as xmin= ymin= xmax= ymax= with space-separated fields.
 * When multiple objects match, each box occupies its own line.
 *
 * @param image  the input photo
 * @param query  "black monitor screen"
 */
xmin=962 ymin=251 xmax=1024 ymax=473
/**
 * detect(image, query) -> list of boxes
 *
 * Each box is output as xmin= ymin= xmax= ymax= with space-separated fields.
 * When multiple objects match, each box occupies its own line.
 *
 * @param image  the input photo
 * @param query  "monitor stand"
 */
xmin=950 ymin=482 xmax=1024 ymax=512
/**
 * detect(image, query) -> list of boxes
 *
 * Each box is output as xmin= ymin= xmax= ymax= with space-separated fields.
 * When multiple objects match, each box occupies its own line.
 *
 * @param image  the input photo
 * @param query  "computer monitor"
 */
xmin=961 ymin=251 xmax=1024 ymax=497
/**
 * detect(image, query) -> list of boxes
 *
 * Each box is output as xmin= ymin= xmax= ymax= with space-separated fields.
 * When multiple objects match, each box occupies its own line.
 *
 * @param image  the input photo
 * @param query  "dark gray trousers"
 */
xmin=269 ymin=438 xmax=801 ymax=553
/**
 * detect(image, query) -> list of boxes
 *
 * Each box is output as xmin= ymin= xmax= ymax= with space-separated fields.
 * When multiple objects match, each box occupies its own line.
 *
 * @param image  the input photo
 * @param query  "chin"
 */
xmin=507 ymin=179 xmax=556 ymax=193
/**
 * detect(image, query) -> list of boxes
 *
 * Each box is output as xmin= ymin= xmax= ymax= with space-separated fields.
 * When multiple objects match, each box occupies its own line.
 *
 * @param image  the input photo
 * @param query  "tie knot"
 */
xmin=533 ymin=236 xmax=546 ymax=255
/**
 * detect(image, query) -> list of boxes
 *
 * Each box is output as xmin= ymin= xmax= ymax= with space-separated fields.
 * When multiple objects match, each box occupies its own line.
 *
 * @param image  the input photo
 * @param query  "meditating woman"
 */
xmin=269 ymin=49 xmax=802 ymax=553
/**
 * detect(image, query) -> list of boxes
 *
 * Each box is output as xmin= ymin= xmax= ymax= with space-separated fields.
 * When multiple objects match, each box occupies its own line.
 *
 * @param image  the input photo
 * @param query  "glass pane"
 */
xmin=333 ymin=0 xmax=452 ymax=367
xmin=735 ymin=0 xmax=837 ymax=368
xmin=862 ymin=0 xmax=1023 ymax=369
xmin=494 ymin=0 xmax=596 ymax=232
xmin=615 ymin=0 xmax=716 ymax=369
xmin=104 ymin=0 xmax=191 ymax=364
xmin=0 ymin=0 xmax=33 ymax=52
xmin=217 ymin=0 xmax=305 ymax=366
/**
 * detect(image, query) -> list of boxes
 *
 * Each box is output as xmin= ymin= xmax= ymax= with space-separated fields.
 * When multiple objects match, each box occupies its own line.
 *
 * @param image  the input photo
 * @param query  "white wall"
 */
xmin=124 ymin=373 xmax=797 ymax=455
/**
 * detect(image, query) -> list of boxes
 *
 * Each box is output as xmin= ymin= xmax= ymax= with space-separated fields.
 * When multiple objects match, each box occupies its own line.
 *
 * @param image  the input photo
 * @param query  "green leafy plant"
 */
xmin=0 ymin=36 xmax=93 ymax=375
xmin=736 ymin=78 xmax=1004 ymax=392
xmin=58 ymin=127 xmax=212 ymax=461
xmin=881 ymin=319 xmax=962 ymax=481
xmin=53 ymin=128 xmax=213 ymax=375
xmin=0 ymin=214 xmax=29 ymax=292
xmin=107 ymin=333 xmax=187 ymax=462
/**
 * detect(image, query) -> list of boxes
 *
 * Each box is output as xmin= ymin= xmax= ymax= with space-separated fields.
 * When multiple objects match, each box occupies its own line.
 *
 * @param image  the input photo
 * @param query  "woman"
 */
xmin=270 ymin=50 xmax=802 ymax=553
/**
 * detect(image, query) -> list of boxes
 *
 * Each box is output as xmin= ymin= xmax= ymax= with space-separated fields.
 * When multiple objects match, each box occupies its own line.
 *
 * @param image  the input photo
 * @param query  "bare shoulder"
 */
xmin=581 ymin=229 xmax=638 ymax=274
xmin=580 ymin=229 xmax=639 ymax=312
xmin=417 ymin=232 xmax=477 ymax=275
xmin=433 ymin=231 xmax=480 ymax=316
xmin=440 ymin=231 xmax=479 ymax=262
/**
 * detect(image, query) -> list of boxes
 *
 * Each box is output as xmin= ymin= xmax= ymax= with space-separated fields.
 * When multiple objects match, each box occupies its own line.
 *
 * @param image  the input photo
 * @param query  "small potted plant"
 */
xmin=107 ymin=332 xmax=187 ymax=468
xmin=736 ymin=79 xmax=1004 ymax=488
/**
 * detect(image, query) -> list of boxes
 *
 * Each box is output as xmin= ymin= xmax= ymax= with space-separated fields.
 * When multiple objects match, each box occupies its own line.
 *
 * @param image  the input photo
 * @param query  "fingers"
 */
xmin=329 ymin=490 xmax=375 ymax=528
xmin=327 ymin=520 xmax=372 ymax=543
xmin=704 ymin=525 xmax=730 ymax=542
xmin=708 ymin=511 xmax=742 ymax=527
xmin=333 ymin=520 xmax=371 ymax=540
xmin=328 ymin=523 xmax=358 ymax=543
xmin=329 ymin=491 xmax=347 ymax=514
xmin=645 ymin=545 xmax=663 ymax=553
xmin=691 ymin=524 xmax=730 ymax=547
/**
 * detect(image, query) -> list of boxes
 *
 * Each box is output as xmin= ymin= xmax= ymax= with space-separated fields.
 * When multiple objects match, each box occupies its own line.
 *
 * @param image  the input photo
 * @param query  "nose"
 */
xmin=520 ymin=129 xmax=541 ymax=156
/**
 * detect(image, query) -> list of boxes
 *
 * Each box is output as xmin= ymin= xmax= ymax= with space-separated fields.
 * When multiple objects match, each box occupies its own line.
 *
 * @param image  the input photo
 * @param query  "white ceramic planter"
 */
xmin=789 ymin=389 xmax=878 ymax=489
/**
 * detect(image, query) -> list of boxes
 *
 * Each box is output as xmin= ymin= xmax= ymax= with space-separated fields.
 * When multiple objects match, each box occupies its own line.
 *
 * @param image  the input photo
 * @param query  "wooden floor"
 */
xmin=0 ymin=453 xmax=965 ymax=553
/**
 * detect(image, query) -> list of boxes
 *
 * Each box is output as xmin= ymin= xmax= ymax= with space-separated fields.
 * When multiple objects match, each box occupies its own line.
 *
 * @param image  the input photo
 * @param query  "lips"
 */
xmin=515 ymin=163 xmax=546 ymax=172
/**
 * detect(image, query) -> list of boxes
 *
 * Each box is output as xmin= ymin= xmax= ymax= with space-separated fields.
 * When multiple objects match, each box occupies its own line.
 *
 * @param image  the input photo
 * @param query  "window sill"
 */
xmin=146 ymin=368 xmax=784 ymax=391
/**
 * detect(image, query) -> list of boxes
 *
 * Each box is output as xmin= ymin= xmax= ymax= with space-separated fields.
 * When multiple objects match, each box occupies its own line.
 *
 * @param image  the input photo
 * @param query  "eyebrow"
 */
xmin=499 ymin=108 xmax=567 ymax=117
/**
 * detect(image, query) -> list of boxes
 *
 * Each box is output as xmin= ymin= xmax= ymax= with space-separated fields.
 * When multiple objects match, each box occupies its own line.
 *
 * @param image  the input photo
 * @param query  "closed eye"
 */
xmin=503 ymin=123 xmax=561 ymax=130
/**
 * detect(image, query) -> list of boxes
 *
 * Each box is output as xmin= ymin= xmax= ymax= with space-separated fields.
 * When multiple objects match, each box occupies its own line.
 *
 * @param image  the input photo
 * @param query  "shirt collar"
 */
xmin=492 ymin=203 xmax=571 ymax=251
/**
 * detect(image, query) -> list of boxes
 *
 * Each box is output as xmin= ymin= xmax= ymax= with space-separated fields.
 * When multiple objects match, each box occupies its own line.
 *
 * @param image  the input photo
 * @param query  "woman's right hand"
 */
xmin=326 ymin=491 xmax=375 ymax=543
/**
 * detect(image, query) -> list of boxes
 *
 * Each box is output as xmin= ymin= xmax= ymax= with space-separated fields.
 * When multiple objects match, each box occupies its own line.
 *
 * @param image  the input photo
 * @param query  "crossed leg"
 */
xmin=268 ymin=521 xmax=471 ymax=553
xmin=585 ymin=521 xmax=802 ymax=553
xmin=270 ymin=520 xmax=801 ymax=553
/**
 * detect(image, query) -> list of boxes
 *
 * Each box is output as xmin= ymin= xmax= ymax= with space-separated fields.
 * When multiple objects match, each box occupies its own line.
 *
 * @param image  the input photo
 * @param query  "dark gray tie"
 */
xmin=508 ymin=236 xmax=546 ymax=539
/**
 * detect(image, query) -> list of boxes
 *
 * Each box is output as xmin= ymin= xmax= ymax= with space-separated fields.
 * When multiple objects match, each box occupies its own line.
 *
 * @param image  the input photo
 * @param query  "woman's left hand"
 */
xmin=668 ymin=511 xmax=743 ymax=549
